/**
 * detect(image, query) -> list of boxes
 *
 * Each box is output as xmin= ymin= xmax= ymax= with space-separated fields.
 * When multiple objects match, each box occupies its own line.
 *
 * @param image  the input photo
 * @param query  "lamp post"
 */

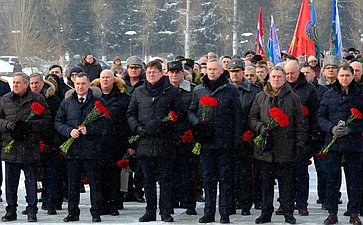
xmin=125 ymin=31 xmax=137 ymax=57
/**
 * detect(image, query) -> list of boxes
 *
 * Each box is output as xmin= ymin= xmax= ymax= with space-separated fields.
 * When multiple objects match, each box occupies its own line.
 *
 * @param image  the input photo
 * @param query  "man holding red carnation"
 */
xmin=189 ymin=59 xmax=242 ymax=224
xmin=317 ymin=65 xmax=363 ymax=225
xmin=249 ymin=66 xmax=305 ymax=224
xmin=55 ymin=72 xmax=109 ymax=223
xmin=0 ymin=72 xmax=51 ymax=222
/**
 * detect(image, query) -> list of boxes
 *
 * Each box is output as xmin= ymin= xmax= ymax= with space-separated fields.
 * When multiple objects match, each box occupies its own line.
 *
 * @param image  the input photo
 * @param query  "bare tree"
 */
xmin=140 ymin=0 xmax=157 ymax=61
xmin=91 ymin=0 xmax=111 ymax=60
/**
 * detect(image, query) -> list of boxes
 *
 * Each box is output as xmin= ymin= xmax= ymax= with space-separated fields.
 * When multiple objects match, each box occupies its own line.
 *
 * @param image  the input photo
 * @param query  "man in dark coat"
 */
xmin=249 ymin=67 xmax=305 ymax=224
xmin=167 ymin=60 xmax=197 ymax=215
xmin=91 ymin=70 xmax=131 ymax=216
xmin=284 ymin=60 xmax=319 ymax=216
xmin=318 ymin=65 xmax=363 ymax=225
xmin=228 ymin=59 xmax=261 ymax=216
xmin=29 ymin=73 xmax=61 ymax=215
xmin=0 ymin=72 xmax=51 ymax=222
xmin=127 ymin=60 xmax=187 ymax=223
xmin=189 ymin=59 xmax=242 ymax=224
xmin=54 ymin=72 xmax=108 ymax=223
xmin=78 ymin=54 xmax=103 ymax=82
xmin=49 ymin=64 xmax=72 ymax=101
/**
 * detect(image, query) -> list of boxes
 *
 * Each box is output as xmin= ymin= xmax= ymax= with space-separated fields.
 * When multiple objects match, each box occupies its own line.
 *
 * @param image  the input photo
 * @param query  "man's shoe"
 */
xmin=324 ymin=213 xmax=338 ymax=225
xmin=242 ymin=209 xmax=251 ymax=216
xmin=110 ymin=209 xmax=119 ymax=216
xmin=139 ymin=213 xmax=156 ymax=222
xmin=2 ymin=212 xmax=17 ymax=222
xmin=27 ymin=213 xmax=37 ymax=222
xmin=198 ymin=215 xmax=215 ymax=223
xmin=255 ymin=212 xmax=272 ymax=224
xmin=63 ymin=214 xmax=80 ymax=222
xmin=92 ymin=216 xmax=101 ymax=222
xmin=284 ymin=213 xmax=296 ymax=224
xmin=344 ymin=210 xmax=352 ymax=216
xmin=161 ymin=214 xmax=174 ymax=222
xmin=186 ymin=208 xmax=197 ymax=215
xmin=254 ymin=202 xmax=262 ymax=210
xmin=220 ymin=215 xmax=230 ymax=224
xmin=134 ymin=194 xmax=145 ymax=203
xmin=47 ymin=208 xmax=57 ymax=215
xmin=275 ymin=206 xmax=285 ymax=215
xmin=350 ymin=213 xmax=362 ymax=225
xmin=22 ymin=210 xmax=27 ymax=215
xmin=298 ymin=206 xmax=309 ymax=216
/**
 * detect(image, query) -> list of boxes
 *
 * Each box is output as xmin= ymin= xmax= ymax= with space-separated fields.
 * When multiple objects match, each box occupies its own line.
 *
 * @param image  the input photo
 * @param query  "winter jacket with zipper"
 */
xmin=249 ymin=83 xmax=305 ymax=162
xmin=188 ymin=75 xmax=242 ymax=151
xmin=317 ymin=81 xmax=363 ymax=153
xmin=0 ymin=89 xmax=51 ymax=163
xmin=54 ymin=88 xmax=109 ymax=159
xmin=127 ymin=76 xmax=187 ymax=159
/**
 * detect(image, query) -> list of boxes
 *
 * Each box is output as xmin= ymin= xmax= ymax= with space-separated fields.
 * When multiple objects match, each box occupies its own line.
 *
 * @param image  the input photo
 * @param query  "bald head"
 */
xmin=100 ymin=69 xmax=115 ymax=93
xmin=284 ymin=60 xmax=300 ymax=83
xmin=350 ymin=61 xmax=362 ymax=82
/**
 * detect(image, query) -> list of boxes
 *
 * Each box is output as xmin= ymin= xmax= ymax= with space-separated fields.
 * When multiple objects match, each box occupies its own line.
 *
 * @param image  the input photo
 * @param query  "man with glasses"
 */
xmin=67 ymin=66 xmax=83 ymax=88
xmin=318 ymin=56 xmax=340 ymax=88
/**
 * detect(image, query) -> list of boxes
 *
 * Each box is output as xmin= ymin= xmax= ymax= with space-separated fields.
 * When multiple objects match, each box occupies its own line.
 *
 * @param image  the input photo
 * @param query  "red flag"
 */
xmin=255 ymin=6 xmax=266 ymax=60
xmin=288 ymin=0 xmax=315 ymax=57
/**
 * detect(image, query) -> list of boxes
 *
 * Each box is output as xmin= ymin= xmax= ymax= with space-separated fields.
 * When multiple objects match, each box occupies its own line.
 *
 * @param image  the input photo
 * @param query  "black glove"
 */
xmin=144 ymin=119 xmax=164 ymax=137
xmin=136 ymin=126 xmax=148 ymax=138
xmin=10 ymin=121 xmax=30 ymax=142
xmin=258 ymin=131 xmax=274 ymax=155
xmin=193 ymin=121 xmax=215 ymax=144
xmin=5 ymin=121 xmax=15 ymax=131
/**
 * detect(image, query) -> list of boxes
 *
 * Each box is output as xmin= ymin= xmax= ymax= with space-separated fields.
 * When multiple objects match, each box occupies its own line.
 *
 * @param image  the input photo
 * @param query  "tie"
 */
xmin=80 ymin=97 xmax=84 ymax=104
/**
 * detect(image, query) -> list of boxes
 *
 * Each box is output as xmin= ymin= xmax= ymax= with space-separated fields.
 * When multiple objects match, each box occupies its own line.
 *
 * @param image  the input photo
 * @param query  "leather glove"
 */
xmin=5 ymin=121 xmax=15 ymax=131
xmin=332 ymin=125 xmax=351 ymax=137
xmin=193 ymin=121 xmax=215 ymax=144
xmin=136 ymin=126 xmax=147 ymax=138
xmin=11 ymin=121 xmax=30 ymax=141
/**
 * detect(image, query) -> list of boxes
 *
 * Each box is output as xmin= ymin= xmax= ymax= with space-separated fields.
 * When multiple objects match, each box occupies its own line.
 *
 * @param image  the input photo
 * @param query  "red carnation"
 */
xmin=242 ymin=130 xmax=255 ymax=142
xmin=39 ymin=140 xmax=46 ymax=154
xmin=199 ymin=96 xmax=218 ymax=107
xmin=181 ymin=129 xmax=194 ymax=143
xmin=351 ymin=108 xmax=362 ymax=120
xmin=94 ymin=100 xmax=109 ymax=118
xmin=301 ymin=105 xmax=309 ymax=117
xmin=268 ymin=107 xmax=289 ymax=127
xmin=314 ymin=153 xmax=327 ymax=158
xmin=116 ymin=159 xmax=129 ymax=169
xmin=163 ymin=111 xmax=178 ymax=122
xmin=31 ymin=102 xmax=46 ymax=115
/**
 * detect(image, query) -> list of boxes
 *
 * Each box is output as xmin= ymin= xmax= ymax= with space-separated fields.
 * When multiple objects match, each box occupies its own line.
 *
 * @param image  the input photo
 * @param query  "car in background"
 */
xmin=0 ymin=55 xmax=51 ymax=75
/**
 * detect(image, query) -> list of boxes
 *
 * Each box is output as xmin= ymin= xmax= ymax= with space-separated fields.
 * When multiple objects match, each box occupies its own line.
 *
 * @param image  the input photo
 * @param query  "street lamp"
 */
xmin=125 ymin=31 xmax=137 ymax=56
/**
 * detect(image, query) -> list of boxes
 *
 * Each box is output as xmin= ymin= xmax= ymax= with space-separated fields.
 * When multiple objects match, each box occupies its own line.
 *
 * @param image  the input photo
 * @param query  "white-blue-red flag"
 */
xmin=267 ymin=15 xmax=281 ymax=65
xmin=255 ymin=6 xmax=266 ymax=60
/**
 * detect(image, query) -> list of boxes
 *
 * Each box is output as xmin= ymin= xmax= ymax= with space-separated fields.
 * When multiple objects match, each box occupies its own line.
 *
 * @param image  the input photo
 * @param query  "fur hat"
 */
xmin=323 ymin=55 xmax=340 ymax=68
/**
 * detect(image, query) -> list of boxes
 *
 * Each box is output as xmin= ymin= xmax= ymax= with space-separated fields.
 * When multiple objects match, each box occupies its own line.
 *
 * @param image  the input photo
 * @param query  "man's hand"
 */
xmin=70 ymin=129 xmax=81 ymax=138
xmin=78 ymin=125 xmax=87 ymax=135
xmin=127 ymin=148 xmax=136 ymax=156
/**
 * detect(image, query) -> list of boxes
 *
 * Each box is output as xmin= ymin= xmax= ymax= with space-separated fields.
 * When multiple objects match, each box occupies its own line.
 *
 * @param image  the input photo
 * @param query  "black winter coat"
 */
xmin=127 ymin=77 xmax=187 ymax=158
xmin=249 ymin=83 xmax=305 ymax=162
xmin=78 ymin=58 xmax=103 ymax=82
xmin=0 ymin=89 xmax=51 ymax=163
xmin=317 ymin=81 xmax=363 ymax=153
xmin=54 ymin=89 xmax=109 ymax=159
xmin=188 ymin=75 xmax=242 ymax=150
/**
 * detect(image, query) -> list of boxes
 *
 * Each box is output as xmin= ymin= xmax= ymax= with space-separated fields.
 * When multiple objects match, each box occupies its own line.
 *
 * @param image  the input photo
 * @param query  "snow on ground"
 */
xmin=0 ymin=161 xmax=354 ymax=224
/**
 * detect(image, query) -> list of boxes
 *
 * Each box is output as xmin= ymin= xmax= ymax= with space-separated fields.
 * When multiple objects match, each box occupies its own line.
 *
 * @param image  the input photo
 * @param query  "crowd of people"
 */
xmin=0 ymin=49 xmax=362 ymax=225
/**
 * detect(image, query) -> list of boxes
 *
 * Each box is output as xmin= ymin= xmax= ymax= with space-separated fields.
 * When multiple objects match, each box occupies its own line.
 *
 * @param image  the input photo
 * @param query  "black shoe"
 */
xmin=255 ymin=212 xmax=272 ymax=224
xmin=2 ymin=212 xmax=17 ymax=222
xmin=186 ymin=208 xmax=197 ymax=215
xmin=47 ymin=208 xmax=57 ymax=215
xmin=220 ymin=215 xmax=230 ymax=223
xmin=27 ymin=213 xmax=37 ymax=222
xmin=284 ymin=213 xmax=296 ymax=224
xmin=63 ymin=214 xmax=80 ymax=222
xmin=199 ymin=215 xmax=215 ymax=223
xmin=110 ymin=209 xmax=119 ymax=216
xmin=344 ymin=210 xmax=351 ymax=216
xmin=0 ymin=198 xmax=2 ymax=202
xmin=22 ymin=210 xmax=27 ymax=215
xmin=92 ymin=216 xmax=101 ymax=222
xmin=139 ymin=213 xmax=156 ymax=222
xmin=275 ymin=206 xmax=285 ymax=215
xmin=242 ymin=209 xmax=251 ymax=216
xmin=134 ymin=194 xmax=145 ymax=203
xmin=254 ymin=202 xmax=262 ymax=210
xmin=161 ymin=214 xmax=174 ymax=222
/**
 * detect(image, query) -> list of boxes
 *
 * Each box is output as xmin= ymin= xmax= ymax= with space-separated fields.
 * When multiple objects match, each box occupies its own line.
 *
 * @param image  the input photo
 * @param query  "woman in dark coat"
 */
xmin=318 ymin=65 xmax=363 ymax=225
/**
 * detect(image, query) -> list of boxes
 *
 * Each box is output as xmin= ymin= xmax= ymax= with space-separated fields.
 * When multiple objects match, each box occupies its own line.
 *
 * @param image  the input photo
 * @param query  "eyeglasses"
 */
xmin=71 ymin=73 xmax=77 ymax=77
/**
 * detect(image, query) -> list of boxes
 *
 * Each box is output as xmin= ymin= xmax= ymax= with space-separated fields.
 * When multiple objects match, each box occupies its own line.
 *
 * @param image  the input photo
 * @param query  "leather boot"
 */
xmin=350 ymin=213 xmax=362 ymax=225
xmin=255 ymin=212 xmax=272 ymax=224
xmin=324 ymin=213 xmax=338 ymax=225
xmin=284 ymin=213 xmax=296 ymax=224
